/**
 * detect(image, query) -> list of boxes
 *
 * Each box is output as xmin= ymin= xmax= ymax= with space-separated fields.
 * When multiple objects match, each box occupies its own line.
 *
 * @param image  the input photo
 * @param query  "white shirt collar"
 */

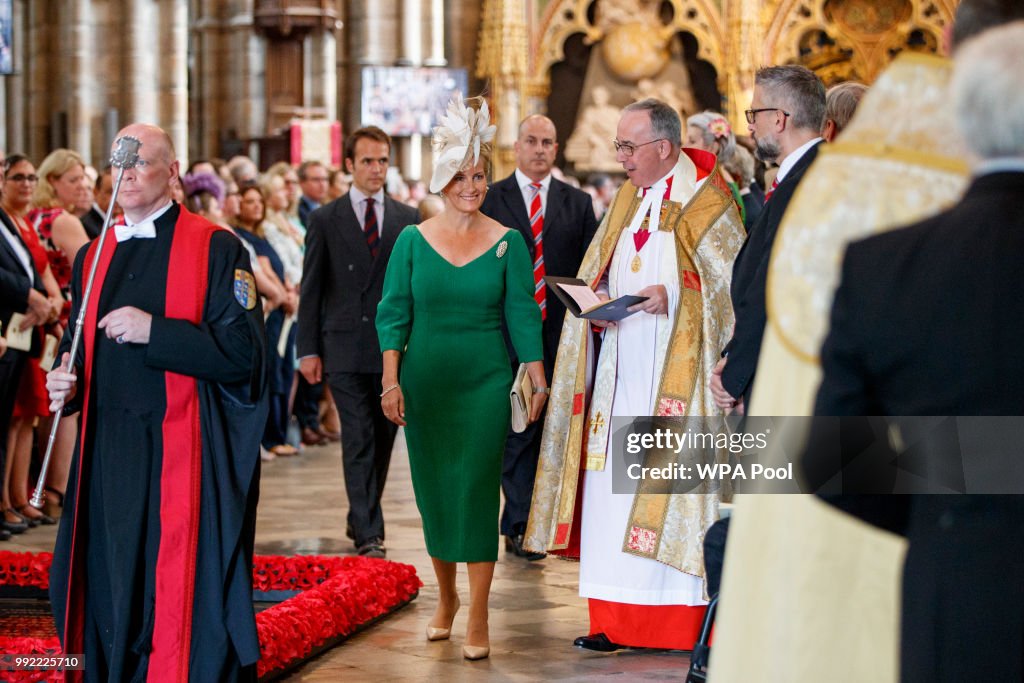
xmin=633 ymin=166 xmax=675 ymax=197
xmin=350 ymin=185 xmax=385 ymax=209
xmin=627 ymin=166 xmax=677 ymax=234
xmin=125 ymin=201 xmax=174 ymax=228
xmin=515 ymin=169 xmax=551 ymax=193
xmin=776 ymin=137 xmax=823 ymax=184
xmin=974 ymin=157 xmax=1024 ymax=177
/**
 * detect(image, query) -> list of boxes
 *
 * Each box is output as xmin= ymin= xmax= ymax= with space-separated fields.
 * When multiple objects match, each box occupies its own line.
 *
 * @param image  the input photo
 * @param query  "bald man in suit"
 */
xmin=480 ymin=115 xmax=598 ymax=559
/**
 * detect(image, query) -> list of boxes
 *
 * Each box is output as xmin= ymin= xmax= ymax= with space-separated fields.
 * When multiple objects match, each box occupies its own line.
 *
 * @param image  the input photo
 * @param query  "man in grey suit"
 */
xmin=298 ymin=127 xmax=420 ymax=557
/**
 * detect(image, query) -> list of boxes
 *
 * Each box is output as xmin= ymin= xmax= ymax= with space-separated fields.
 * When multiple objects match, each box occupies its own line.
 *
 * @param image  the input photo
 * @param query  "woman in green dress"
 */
xmin=376 ymin=95 xmax=547 ymax=661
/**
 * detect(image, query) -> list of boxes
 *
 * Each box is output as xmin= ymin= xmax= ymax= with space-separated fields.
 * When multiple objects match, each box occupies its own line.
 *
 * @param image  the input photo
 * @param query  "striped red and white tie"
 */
xmin=764 ymin=176 xmax=779 ymax=203
xmin=529 ymin=182 xmax=546 ymax=320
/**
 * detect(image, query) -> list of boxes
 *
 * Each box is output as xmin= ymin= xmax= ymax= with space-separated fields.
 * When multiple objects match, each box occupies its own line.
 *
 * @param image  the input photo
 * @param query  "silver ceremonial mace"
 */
xmin=29 ymin=135 xmax=143 ymax=509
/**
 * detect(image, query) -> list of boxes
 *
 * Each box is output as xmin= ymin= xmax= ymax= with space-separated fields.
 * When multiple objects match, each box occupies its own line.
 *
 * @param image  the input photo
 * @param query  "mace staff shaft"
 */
xmin=29 ymin=135 xmax=142 ymax=509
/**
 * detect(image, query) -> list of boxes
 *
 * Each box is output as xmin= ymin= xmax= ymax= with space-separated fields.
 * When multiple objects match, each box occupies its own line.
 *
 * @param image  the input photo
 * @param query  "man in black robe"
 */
xmin=47 ymin=123 xmax=268 ymax=682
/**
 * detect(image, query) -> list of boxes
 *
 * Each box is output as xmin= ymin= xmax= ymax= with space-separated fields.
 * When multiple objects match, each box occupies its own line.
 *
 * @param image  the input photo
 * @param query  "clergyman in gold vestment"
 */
xmin=525 ymin=98 xmax=744 ymax=650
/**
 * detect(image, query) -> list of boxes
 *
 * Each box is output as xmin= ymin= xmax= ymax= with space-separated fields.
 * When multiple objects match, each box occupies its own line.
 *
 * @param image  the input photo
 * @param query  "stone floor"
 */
xmin=8 ymin=431 xmax=694 ymax=681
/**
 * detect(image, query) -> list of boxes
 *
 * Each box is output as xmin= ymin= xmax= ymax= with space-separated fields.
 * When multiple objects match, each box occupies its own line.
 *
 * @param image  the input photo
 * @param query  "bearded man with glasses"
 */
xmin=525 ymin=98 xmax=744 ymax=652
xmin=710 ymin=64 xmax=826 ymax=416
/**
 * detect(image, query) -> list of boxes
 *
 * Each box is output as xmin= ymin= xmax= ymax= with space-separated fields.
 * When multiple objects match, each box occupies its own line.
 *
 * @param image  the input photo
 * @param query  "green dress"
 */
xmin=377 ymin=225 xmax=543 ymax=562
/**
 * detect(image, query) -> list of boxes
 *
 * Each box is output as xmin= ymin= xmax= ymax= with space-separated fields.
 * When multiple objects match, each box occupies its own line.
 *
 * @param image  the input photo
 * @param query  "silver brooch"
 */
xmin=496 ymin=240 xmax=508 ymax=258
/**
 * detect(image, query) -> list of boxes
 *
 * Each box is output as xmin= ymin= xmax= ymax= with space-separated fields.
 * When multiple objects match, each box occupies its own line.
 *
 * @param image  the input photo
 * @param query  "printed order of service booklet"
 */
xmin=544 ymin=276 xmax=649 ymax=322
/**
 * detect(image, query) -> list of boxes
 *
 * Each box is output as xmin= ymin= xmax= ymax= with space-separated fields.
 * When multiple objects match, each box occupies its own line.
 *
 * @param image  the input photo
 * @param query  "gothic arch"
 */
xmin=531 ymin=0 xmax=727 ymax=86
xmin=764 ymin=0 xmax=956 ymax=83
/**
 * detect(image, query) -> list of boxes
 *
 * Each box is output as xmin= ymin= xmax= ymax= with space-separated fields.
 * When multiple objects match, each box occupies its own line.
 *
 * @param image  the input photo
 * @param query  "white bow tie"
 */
xmin=114 ymin=221 xmax=157 ymax=242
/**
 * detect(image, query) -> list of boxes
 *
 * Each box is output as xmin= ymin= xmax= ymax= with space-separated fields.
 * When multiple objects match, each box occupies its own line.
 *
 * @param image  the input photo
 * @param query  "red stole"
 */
xmin=63 ymin=209 xmax=216 ymax=683
xmin=683 ymin=147 xmax=716 ymax=184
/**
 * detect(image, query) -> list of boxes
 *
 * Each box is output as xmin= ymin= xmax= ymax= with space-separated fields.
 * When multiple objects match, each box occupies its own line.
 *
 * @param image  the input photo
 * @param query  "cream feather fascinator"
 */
xmin=429 ymin=92 xmax=497 ymax=193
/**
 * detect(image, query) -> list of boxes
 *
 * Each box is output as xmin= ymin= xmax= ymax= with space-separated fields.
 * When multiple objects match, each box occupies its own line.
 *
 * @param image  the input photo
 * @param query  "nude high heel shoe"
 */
xmin=463 ymin=614 xmax=489 ymax=659
xmin=426 ymin=597 xmax=460 ymax=641
xmin=462 ymin=644 xmax=490 ymax=660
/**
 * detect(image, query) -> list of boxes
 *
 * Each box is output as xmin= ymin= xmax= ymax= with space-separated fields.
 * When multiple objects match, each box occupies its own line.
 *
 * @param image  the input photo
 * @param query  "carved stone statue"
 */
xmin=565 ymin=85 xmax=623 ymax=173
xmin=632 ymin=79 xmax=696 ymax=119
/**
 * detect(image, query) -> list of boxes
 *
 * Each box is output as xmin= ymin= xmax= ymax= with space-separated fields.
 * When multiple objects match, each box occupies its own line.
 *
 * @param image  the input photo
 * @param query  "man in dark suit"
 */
xmin=297 ymin=160 xmax=328 ymax=228
xmin=711 ymin=65 xmax=825 ymax=414
xmin=480 ymin=114 xmax=598 ymax=559
xmin=298 ymin=127 xmax=419 ymax=558
xmin=807 ymin=22 xmax=1024 ymax=682
xmin=293 ymin=160 xmax=332 ymax=446
xmin=80 ymin=166 xmax=114 ymax=239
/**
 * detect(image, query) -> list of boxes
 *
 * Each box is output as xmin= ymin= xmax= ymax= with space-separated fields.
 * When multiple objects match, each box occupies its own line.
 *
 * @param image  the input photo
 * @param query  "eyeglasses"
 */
xmin=613 ymin=138 xmax=666 ymax=157
xmin=6 ymin=174 xmax=38 ymax=183
xmin=745 ymin=108 xmax=791 ymax=124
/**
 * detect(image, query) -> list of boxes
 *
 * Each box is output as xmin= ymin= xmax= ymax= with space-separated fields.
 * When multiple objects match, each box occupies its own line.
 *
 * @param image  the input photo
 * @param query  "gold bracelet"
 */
xmin=380 ymin=384 xmax=400 ymax=398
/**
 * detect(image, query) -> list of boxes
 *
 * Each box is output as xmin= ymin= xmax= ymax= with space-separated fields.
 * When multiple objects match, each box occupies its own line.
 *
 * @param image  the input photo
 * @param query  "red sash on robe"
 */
xmin=62 ymin=210 xmax=216 ymax=683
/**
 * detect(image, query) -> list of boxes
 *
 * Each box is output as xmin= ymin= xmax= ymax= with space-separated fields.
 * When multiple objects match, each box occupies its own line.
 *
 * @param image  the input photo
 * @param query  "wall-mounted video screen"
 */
xmin=0 ymin=0 xmax=13 ymax=76
xmin=361 ymin=66 xmax=469 ymax=137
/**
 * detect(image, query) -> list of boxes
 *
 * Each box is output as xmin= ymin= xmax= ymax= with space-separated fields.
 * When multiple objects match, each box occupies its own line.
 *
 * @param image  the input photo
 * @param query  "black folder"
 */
xmin=544 ymin=276 xmax=649 ymax=321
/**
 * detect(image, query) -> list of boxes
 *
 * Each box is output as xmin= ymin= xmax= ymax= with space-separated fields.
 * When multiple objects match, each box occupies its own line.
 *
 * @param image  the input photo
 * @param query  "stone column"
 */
xmin=3 ymin=0 xmax=28 ymax=155
xmin=159 ymin=0 xmax=189 ymax=165
xmin=398 ymin=0 xmax=425 ymax=180
xmin=63 ymin=0 xmax=95 ymax=162
xmin=345 ymin=0 xmax=400 ymax=128
xmin=358 ymin=0 xmax=398 ymax=65
xmin=399 ymin=0 xmax=422 ymax=66
xmin=123 ymin=0 xmax=159 ymax=125
xmin=224 ymin=2 xmax=265 ymax=147
xmin=446 ymin=0 xmax=482 ymax=94
xmin=424 ymin=0 xmax=445 ymax=66
xmin=305 ymin=27 xmax=337 ymax=117
xmin=26 ymin=1 xmax=59 ymax=159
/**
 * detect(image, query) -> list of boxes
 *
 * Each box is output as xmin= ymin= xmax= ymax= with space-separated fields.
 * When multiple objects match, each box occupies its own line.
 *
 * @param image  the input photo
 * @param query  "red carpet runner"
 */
xmin=0 ymin=551 xmax=421 ymax=681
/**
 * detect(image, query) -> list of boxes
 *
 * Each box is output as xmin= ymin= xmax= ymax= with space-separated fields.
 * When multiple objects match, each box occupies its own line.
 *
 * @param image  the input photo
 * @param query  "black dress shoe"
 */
xmin=0 ymin=528 xmax=11 ymax=541
xmin=357 ymin=537 xmax=386 ymax=558
xmin=573 ymin=633 xmax=625 ymax=652
xmin=504 ymin=533 xmax=546 ymax=561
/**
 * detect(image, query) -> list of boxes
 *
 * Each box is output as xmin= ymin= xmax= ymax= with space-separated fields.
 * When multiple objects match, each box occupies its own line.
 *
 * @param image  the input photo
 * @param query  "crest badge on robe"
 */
xmin=233 ymin=269 xmax=257 ymax=310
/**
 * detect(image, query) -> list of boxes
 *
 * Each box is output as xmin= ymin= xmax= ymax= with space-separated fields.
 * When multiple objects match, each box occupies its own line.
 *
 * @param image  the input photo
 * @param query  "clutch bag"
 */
xmin=510 ymin=363 xmax=534 ymax=433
